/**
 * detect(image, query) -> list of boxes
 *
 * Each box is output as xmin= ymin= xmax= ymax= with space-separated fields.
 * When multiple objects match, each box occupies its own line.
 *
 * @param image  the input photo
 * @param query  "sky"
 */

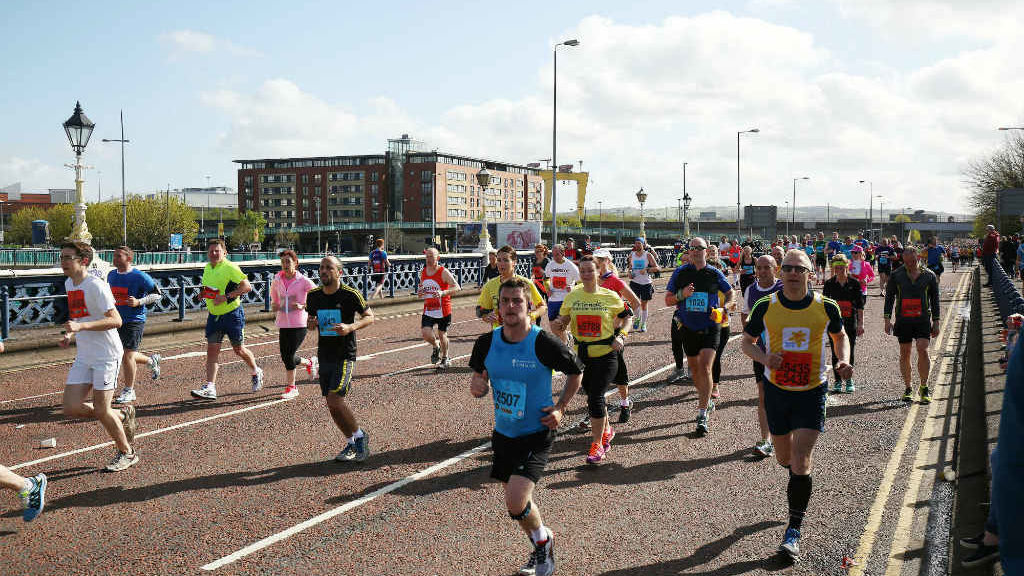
xmin=2 ymin=0 xmax=1023 ymax=218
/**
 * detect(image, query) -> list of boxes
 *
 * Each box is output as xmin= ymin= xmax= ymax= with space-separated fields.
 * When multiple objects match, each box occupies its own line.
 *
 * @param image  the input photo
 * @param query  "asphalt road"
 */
xmin=0 ymin=268 xmax=972 ymax=576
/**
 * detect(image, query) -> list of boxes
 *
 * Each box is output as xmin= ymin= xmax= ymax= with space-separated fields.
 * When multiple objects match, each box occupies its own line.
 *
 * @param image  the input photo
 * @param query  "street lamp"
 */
xmin=636 ymin=187 xmax=648 ymax=241
xmin=102 ymin=110 xmax=130 ymax=246
xmin=683 ymin=191 xmax=692 ymax=238
xmin=476 ymin=166 xmax=495 ymax=256
xmin=551 ymin=38 xmax=580 ymax=246
xmin=792 ymin=176 xmax=809 ymax=230
xmin=998 ymin=127 xmax=1024 ymax=131
xmin=63 ymin=101 xmax=96 ymax=244
xmin=859 ymin=180 xmax=874 ymax=235
xmin=784 ymin=201 xmax=790 ymax=236
xmin=737 ymin=128 xmax=759 ymax=240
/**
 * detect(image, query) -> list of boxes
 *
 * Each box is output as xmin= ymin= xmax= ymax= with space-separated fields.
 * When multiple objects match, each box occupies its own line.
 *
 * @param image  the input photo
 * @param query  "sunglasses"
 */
xmin=689 ymin=246 xmax=707 ymax=251
xmin=780 ymin=265 xmax=809 ymax=274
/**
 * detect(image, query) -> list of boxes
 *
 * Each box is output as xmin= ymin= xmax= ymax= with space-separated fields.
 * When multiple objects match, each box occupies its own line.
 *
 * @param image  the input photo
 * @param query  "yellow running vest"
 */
xmin=761 ymin=292 xmax=833 ymax=391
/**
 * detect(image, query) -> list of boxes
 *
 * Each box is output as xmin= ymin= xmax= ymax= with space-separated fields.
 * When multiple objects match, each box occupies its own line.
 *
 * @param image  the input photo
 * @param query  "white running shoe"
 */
xmin=115 ymin=388 xmax=136 ymax=404
xmin=307 ymin=356 xmax=319 ymax=379
xmin=105 ymin=450 xmax=139 ymax=472
xmin=252 ymin=368 xmax=264 ymax=392
xmin=281 ymin=384 xmax=299 ymax=400
xmin=149 ymin=353 xmax=162 ymax=380
xmin=190 ymin=383 xmax=217 ymax=400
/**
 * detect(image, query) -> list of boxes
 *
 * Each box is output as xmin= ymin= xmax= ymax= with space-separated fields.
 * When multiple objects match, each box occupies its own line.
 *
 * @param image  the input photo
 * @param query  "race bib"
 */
xmin=901 ymin=298 xmax=922 ymax=318
xmin=67 ymin=290 xmax=88 ymax=319
xmin=111 ymin=286 xmax=131 ymax=306
xmin=491 ymin=378 xmax=527 ymax=422
xmin=775 ymin=351 xmax=813 ymax=388
xmin=424 ymin=296 xmax=441 ymax=311
xmin=317 ymin=309 xmax=342 ymax=336
xmin=576 ymin=314 xmax=602 ymax=338
xmin=742 ymin=265 xmax=754 ymax=275
xmin=878 ymin=256 xmax=888 ymax=265
xmin=200 ymin=286 xmax=219 ymax=300
xmin=685 ymin=291 xmax=708 ymax=312
xmin=552 ymin=276 xmax=567 ymax=290
xmin=632 ymin=260 xmax=646 ymax=272
xmin=838 ymin=300 xmax=853 ymax=318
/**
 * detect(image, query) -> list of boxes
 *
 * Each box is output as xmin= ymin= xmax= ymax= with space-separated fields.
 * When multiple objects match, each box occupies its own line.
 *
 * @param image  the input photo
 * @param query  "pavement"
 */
xmin=0 ymin=266 xmax=991 ymax=575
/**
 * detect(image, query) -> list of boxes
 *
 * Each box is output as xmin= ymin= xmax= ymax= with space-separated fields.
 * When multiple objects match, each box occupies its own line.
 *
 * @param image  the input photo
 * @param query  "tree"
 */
xmin=7 ymin=206 xmax=48 ymax=245
xmin=274 ymin=228 xmax=299 ymax=249
xmin=964 ymin=131 xmax=1024 ymax=235
xmin=230 ymin=210 xmax=267 ymax=250
xmin=44 ymin=204 xmax=74 ymax=243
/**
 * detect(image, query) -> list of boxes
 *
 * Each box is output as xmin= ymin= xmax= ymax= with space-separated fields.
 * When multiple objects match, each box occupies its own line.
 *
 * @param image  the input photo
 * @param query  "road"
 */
xmin=0 ymin=269 xmax=972 ymax=575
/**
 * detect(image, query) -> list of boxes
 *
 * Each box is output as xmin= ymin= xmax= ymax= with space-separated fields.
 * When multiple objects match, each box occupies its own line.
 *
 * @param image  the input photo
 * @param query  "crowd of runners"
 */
xmin=3 ymin=227 xmax=1003 ymax=574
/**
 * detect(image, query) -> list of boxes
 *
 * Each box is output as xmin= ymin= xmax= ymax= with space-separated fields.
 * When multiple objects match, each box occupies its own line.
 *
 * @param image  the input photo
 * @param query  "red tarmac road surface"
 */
xmin=0 ymin=270 xmax=970 ymax=575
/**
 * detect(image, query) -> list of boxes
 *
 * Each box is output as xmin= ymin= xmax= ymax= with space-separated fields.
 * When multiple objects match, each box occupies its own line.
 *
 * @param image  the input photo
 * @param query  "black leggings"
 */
xmin=279 ymin=327 xmax=308 ymax=371
xmin=712 ymin=326 xmax=730 ymax=384
xmin=830 ymin=324 xmax=857 ymax=380
xmin=581 ymin=353 xmax=618 ymax=418
xmin=671 ymin=318 xmax=686 ymax=370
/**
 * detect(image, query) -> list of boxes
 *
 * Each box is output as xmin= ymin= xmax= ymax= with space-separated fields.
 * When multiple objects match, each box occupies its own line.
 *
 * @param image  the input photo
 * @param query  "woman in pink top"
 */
xmin=848 ymin=246 xmax=876 ymax=296
xmin=270 ymin=250 xmax=318 ymax=399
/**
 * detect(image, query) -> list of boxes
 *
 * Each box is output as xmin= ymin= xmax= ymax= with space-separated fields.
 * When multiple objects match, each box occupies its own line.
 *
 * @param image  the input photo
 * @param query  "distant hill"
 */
xmin=565 ymin=204 xmax=971 ymax=222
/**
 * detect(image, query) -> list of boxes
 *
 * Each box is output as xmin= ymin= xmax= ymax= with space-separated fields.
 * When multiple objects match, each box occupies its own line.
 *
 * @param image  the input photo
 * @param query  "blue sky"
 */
xmin=2 ymin=0 xmax=1022 ymax=216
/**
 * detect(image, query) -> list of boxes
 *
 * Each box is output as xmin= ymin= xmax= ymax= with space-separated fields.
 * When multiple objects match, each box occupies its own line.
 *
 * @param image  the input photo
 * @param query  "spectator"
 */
xmin=1000 ymin=233 xmax=1019 ymax=279
xmin=982 ymin=224 xmax=1000 ymax=286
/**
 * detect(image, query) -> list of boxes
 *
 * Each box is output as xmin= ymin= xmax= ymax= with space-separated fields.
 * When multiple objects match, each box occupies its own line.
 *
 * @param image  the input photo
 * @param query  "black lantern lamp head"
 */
xmin=636 ymin=187 xmax=648 ymax=205
xmin=63 ymin=101 xmax=95 ymax=156
xmin=476 ymin=166 xmax=491 ymax=188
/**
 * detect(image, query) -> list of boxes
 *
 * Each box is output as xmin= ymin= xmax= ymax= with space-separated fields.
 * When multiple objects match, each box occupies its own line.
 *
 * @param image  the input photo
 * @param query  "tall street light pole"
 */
xmin=792 ymin=176 xmax=809 ymax=231
xmin=784 ymin=201 xmax=790 ymax=237
xmin=636 ymin=187 xmax=648 ymax=241
xmin=682 ymin=161 xmax=688 ymax=225
xmin=551 ymin=38 xmax=579 ymax=246
xmin=859 ymin=180 xmax=873 ymax=236
xmin=683 ymin=191 xmax=692 ymax=238
xmin=64 ymin=102 xmax=96 ymax=244
xmin=737 ymin=128 xmax=759 ymax=240
xmin=101 ymin=110 xmax=129 ymax=246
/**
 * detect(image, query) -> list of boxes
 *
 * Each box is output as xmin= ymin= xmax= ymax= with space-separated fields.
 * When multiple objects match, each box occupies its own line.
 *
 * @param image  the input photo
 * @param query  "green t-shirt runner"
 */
xmin=201 ymin=260 xmax=247 ymax=315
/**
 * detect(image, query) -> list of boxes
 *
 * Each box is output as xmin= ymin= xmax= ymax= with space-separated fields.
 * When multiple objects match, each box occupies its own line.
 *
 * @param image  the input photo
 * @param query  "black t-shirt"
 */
xmin=305 ymin=285 xmax=369 ymax=362
xmin=469 ymin=328 xmax=584 ymax=376
xmin=483 ymin=264 xmax=500 ymax=282
xmin=822 ymin=277 xmax=864 ymax=327
xmin=532 ymin=257 xmax=550 ymax=280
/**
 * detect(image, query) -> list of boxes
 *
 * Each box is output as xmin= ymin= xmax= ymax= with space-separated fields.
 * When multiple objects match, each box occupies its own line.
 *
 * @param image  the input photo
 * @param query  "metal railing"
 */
xmin=0 ymin=247 xmax=678 ymax=339
xmin=982 ymin=256 xmax=1024 ymax=323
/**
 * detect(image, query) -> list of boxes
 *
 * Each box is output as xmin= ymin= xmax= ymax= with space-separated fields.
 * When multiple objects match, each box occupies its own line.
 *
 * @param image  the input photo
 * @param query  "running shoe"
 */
xmin=306 ymin=356 xmax=319 ymax=378
xmin=437 ymin=356 xmax=452 ymax=370
xmin=105 ymin=450 xmax=139 ymax=472
xmin=149 ymin=353 xmax=162 ymax=380
xmin=252 ymin=368 xmax=265 ymax=392
xmin=695 ymin=414 xmax=709 ymax=436
xmin=191 ymin=383 xmax=217 ymax=400
xmin=667 ymin=368 xmax=687 ymax=384
xmin=711 ymin=385 xmax=721 ymax=399
xmin=638 ymin=320 xmax=647 ymax=333
xmin=578 ymin=418 xmax=591 ymax=431
xmin=632 ymin=317 xmax=640 ymax=331
xmin=753 ymin=440 xmax=774 ymax=457
xmin=115 ymin=387 xmax=136 ymax=404
xmin=902 ymin=387 xmax=914 ymax=402
xmin=19 ymin=473 xmax=46 ymax=522
xmin=618 ymin=399 xmax=632 ymax=423
xmin=831 ymin=380 xmax=844 ymax=394
xmin=430 ymin=345 xmax=441 ymax=365
xmin=336 ymin=442 xmax=358 ymax=462
xmin=707 ymin=399 xmax=716 ymax=415
xmin=531 ymin=531 xmax=556 ymax=576
xmin=779 ymin=527 xmax=801 ymax=560
xmin=120 ymin=405 xmax=137 ymax=444
xmin=586 ymin=442 xmax=606 ymax=464
xmin=961 ymin=543 xmax=999 ymax=568
xmin=353 ymin=432 xmax=371 ymax=462
xmin=919 ymin=385 xmax=932 ymax=404
xmin=959 ymin=533 xmax=985 ymax=549
xmin=602 ymin=427 xmax=615 ymax=452
xmin=281 ymin=384 xmax=299 ymax=400
xmin=845 ymin=379 xmax=856 ymax=393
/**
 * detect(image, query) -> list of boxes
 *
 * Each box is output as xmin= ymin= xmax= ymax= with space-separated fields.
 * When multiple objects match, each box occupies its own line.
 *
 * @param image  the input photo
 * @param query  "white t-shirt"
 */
xmin=630 ymin=251 xmax=654 ymax=285
xmin=65 ymin=274 xmax=123 ymax=364
xmin=544 ymin=259 xmax=580 ymax=302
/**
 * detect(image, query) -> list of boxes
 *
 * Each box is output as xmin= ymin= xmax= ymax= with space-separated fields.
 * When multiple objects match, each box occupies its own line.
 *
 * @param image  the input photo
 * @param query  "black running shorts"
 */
xmin=763 ymin=382 xmax=827 ymax=436
xmin=490 ymin=428 xmax=556 ymax=484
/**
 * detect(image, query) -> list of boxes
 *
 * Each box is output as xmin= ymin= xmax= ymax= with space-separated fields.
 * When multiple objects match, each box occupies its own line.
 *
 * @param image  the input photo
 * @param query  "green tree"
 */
xmin=230 ymin=210 xmax=267 ymax=250
xmin=45 ymin=204 xmax=75 ymax=243
xmin=964 ymin=131 xmax=1024 ymax=235
xmin=122 ymin=195 xmax=198 ymax=250
xmin=86 ymin=201 xmax=124 ymax=248
xmin=7 ymin=206 xmax=48 ymax=245
xmin=274 ymin=228 xmax=299 ymax=249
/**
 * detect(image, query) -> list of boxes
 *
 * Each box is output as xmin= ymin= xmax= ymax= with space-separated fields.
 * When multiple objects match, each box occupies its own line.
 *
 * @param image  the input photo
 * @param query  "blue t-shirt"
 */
xmin=1017 ymin=244 xmax=1024 ymax=268
xmin=841 ymin=243 xmax=855 ymax=258
xmin=369 ymin=249 xmax=388 ymax=273
xmin=482 ymin=326 xmax=554 ymax=438
xmin=107 ymin=268 xmax=158 ymax=323
xmin=666 ymin=264 xmax=733 ymax=330
xmin=926 ymin=246 xmax=945 ymax=267
xmin=827 ymin=240 xmax=843 ymax=255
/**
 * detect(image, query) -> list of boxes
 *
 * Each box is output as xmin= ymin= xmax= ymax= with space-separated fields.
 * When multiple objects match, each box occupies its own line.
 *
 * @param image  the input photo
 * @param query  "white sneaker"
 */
xmin=281 ymin=384 xmax=299 ymax=400
xmin=114 ymin=388 xmax=136 ymax=404
xmin=307 ymin=356 xmax=319 ymax=379
xmin=251 ymin=368 xmax=264 ymax=392
xmin=149 ymin=353 xmax=162 ymax=380
xmin=190 ymin=383 xmax=217 ymax=400
xmin=105 ymin=450 xmax=139 ymax=472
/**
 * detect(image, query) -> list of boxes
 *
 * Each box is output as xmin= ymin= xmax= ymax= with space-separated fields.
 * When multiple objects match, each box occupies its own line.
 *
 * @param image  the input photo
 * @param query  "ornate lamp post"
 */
xmin=63 ymin=102 xmax=95 ymax=244
xmin=476 ymin=166 xmax=495 ymax=257
xmin=683 ymin=191 xmax=692 ymax=238
xmin=636 ymin=187 xmax=648 ymax=241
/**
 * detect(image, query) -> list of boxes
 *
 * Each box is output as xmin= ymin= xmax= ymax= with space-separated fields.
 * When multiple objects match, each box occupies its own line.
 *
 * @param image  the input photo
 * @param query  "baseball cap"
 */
xmin=592 ymin=248 xmax=612 ymax=259
xmin=634 ymin=237 xmax=646 ymax=243
xmin=987 ymin=224 xmax=995 ymax=230
xmin=851 ymin=245 xmax=864 ymax=253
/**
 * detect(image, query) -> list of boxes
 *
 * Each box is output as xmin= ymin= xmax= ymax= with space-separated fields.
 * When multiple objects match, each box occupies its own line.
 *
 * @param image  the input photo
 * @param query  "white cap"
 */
xmin=592 ymin=248 xmax=612 ymax=259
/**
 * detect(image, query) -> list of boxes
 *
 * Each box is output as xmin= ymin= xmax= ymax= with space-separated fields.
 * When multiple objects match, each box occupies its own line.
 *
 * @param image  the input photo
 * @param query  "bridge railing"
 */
xmin=0 ymin=247 xmax=679 ymax=339
xmin=982 ymin=256 xmax=1024 ymax=323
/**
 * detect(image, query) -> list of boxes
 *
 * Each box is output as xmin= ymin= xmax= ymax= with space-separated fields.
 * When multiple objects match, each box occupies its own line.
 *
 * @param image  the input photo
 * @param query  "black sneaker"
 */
xmin=618 ymin=399 xmax=632 ymax=423
xmin=695 ymin=414 xmax=709 ymax=436
xmin=959 ymin=533 xmax=985 ymax=549
xmin=430 ymin=345 xmax=440 ymax=365
xmin=961 ymin=543 xmax=999 ymax=568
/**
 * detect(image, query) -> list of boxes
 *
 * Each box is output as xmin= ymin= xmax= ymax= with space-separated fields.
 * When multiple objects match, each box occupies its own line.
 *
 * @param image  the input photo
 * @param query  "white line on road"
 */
xmin=381 ymin=354 xmax=471 ymax=378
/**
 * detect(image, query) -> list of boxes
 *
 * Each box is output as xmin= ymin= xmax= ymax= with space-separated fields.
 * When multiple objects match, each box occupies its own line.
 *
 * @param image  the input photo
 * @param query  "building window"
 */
xmin=302 ymin=174 xmax=309 ymax=184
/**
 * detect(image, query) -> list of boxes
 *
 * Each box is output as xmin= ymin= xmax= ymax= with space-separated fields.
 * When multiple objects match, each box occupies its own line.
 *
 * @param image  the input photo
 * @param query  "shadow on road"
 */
xmin=546 ymin=447 xmax=751 ymax=489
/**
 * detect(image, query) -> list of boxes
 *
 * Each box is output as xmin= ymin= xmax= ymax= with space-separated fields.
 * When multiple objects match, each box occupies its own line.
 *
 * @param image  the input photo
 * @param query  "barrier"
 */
xmin=982 ymin=256 xmax=1024 ymax=323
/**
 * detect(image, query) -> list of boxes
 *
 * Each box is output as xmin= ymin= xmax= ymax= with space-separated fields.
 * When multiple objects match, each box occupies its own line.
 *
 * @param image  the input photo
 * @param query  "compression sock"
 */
xmin=531 ymin=525 xmax=548 ymax=543
xmin=787 ymin=471 xmax=812 ymax=531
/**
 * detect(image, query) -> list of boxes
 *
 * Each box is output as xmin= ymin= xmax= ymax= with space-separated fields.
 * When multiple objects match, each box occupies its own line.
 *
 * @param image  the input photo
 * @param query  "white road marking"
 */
xmin=382 ymin=354 xmax=471 ymax=377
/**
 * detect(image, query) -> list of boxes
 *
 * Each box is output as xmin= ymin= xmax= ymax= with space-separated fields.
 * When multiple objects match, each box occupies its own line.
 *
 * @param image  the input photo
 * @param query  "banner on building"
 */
xmin=496 ymin=221 xmax=542 ymax=250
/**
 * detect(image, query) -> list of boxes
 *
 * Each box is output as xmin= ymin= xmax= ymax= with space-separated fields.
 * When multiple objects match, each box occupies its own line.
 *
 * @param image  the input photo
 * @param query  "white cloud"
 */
xmin=0 ymin=157 xmax=67 ymax=193
xmin=160 ymin=29 xmax=262 ymax=59
xmin=831 ymin=0 xmax=1024 ymax=43
xmin=199 ymin=9 xmax=1024 ymax=216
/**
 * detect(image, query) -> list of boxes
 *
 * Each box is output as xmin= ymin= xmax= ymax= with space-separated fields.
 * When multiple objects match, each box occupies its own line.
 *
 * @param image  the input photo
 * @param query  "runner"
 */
xmin=665 ymin=237 xmax=735 ymax=435
xmin=190 ymin=239 xmax=264 ymax=401
xmin=874 ymin=238 xmax=897 ymax=297
xmin=531 ymin=244 xmax=551 ymax=315
xmin=564 ymin=238 xmax=579 ymax=262
xmin=305 ymin=256 xmax=375 ymax=462
xmin=107 ymin=246 xmax=162 ymax=404
xmin=418 ymin=247 xmax=461 ymax=369
xmin=483 ymin=249 xmax=500 ymax=282
xmin=368 ymin=238 xmax=391 ymax=299
xmin=543 ymin=244 xmax=580 ymax=336
xmin=478 ymin=246 xmax=547 ymax=328
xmin=551 ymin=256 xmax=630 ymax=464
xmin=741 ymin=255 xmax=783 ymax=457
xmin=0 ymin=339 xmax=47 ymax=521
xmin=469 ymin=277 xmax=583 ymax=576
xmin=741 ymin=249 xmax=852 ymax=561
xmin=841 ymin=236 xmax=855 ymax=259
xmin=848 ymin=246 xmax=876 ymax=297
xmin=628 ymin=238 xmax=659 ymax=332
xmin=593 ymin=248 xmax=642 ymax=423
xmin=924 ymin=237 xmax=946 ymax=281
xmin=823 ymin=254 xmax=865 ymax=393
xmin=704 ymin=246 xmax=733 ymax=400
xmin=885 ymin=246 xmax=940 ymax=403
xmin=950 ymin=244 xmax=960 ymax=273
xmin=270 ymin=249 xmax=317 ymax=400
xmin=737 ymin=246 xmax=757 ymax=299
xmin=58 ymin=241 xmax=139 ymax=472
xmin=826 ymin=232 xmax=843 ymax=270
